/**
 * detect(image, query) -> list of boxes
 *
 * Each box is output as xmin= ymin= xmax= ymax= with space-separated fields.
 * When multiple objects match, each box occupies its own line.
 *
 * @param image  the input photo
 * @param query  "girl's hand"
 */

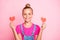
xmin=41 ymin=17 xmax=46 ymax=30
xmin=9 ymin=21 xmax=15 ymax=29
xmin=41 ymin=23 xmax=46 ymax=30
xmin=9 ymin=16 xmax=15 ymax=29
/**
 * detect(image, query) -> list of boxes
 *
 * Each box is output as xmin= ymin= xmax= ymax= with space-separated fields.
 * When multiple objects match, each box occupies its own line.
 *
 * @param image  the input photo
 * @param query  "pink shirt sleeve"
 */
xmin=16 ymin=25 xmax=21 ymax=34
xmin=35 ymin=25 xmax=40 ymax=35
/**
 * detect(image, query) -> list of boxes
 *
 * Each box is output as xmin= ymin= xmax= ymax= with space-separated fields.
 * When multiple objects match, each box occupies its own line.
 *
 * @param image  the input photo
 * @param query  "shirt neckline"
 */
xmin=22 ymin=23 xmax=34 ymax=29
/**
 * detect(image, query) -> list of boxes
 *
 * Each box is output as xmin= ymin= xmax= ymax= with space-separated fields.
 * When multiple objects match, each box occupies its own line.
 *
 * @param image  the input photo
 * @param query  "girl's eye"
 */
xmin=24 ymin=14 xmax=26 ymax=15
xmin=29 ymin=13 xmax=31 ymax=15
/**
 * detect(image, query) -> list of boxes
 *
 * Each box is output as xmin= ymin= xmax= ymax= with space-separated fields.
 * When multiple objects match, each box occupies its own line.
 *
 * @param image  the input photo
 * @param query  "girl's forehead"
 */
xmin=24 ymin=8 xmax=32 ymax=11
xmin=23 ymin=8 xmax=33 ymax=13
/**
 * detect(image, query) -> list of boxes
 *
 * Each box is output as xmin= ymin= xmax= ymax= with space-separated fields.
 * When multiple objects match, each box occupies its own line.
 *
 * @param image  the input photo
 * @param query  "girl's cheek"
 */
xmin=23 ymin=15 xmax=26 ymax=18
xmin=30 ymin=15 xmax=32 ymax=18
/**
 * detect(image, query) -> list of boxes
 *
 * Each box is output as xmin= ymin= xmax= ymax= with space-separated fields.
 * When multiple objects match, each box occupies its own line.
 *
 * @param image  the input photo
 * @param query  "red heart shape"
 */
xmin=41 ymin=17 xmax=46 ymax=23
xmin=9 ymin=16 xmax=15 ymax=21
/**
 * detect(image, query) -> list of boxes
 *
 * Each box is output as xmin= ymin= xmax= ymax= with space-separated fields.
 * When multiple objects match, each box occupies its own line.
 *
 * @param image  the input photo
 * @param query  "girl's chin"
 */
xmin=25 ymin=20 xmax=31 ymax=23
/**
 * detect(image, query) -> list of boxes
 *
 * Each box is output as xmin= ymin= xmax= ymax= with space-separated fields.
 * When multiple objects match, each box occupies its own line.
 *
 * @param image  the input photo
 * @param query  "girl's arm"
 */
xmin=10 ymin=22 xmax=22 ymax=40
xmin=37 ymin=28 xmax=43 ymax=40
xmin=37 ymin=23 xmax=46 ymax=40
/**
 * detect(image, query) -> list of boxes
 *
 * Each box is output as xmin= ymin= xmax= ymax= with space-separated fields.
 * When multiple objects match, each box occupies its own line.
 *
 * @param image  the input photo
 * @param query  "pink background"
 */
xmin=0 ymin=0 xmax=60 ymax=40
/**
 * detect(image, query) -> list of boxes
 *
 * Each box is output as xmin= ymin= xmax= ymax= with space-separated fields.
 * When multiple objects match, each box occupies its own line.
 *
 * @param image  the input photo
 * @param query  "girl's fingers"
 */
xmin=9 ymin=22 xmax=15 ymax=29
xmin=41 ymin=23 xmax=46 ymax=30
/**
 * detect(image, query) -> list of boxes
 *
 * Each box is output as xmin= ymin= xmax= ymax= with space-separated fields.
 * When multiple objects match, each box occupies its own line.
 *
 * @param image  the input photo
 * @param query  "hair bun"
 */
xmin=25 ymin=3 xmax=30 ymax=7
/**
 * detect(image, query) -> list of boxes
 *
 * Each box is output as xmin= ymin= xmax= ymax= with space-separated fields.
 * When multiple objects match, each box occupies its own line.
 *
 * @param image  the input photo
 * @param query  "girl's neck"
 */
xmin=24 ymin=21 xmax=33 ymax=28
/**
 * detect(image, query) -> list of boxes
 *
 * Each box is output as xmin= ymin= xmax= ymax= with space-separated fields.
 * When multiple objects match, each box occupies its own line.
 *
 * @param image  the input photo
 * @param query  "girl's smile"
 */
xmin=22 ymin=8 xmax=33 ymax=23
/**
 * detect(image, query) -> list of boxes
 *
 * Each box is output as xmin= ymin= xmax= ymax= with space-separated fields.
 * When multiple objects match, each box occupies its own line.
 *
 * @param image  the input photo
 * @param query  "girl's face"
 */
xmin=22 ymin=8 xmax=33 ymax=22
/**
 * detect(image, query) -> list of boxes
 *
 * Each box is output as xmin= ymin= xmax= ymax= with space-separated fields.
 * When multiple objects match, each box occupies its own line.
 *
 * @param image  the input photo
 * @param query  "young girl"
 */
xmin=10 ymin=4 xmax=46 ymax=40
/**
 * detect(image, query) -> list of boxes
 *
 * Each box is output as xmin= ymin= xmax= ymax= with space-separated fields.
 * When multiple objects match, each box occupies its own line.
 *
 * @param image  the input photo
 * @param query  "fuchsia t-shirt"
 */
xmin=16 ymin=23 xmax=40 ymax=40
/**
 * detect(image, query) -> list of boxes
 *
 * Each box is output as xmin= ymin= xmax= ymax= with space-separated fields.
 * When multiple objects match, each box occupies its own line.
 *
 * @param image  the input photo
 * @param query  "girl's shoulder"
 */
xmin=16 ymin=24 xmax=21 ymax=34
xmin=34 ymin=24 xmax=40 ymax=28
xmin=33 ymin=24 xmax=41 ymax=35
